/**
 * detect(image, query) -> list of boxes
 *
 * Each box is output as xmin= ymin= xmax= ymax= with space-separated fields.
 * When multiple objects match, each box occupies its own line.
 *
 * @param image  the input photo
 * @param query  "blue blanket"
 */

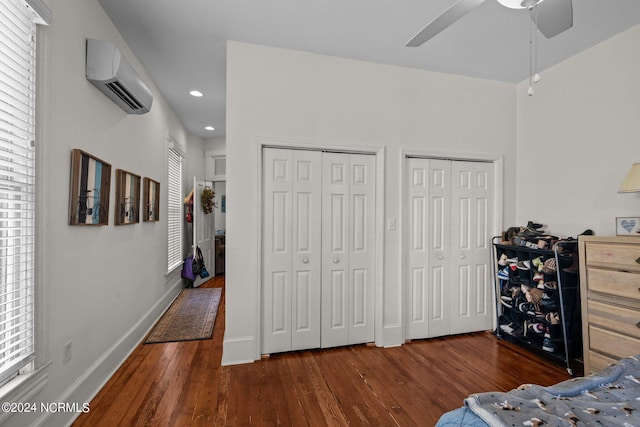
xmin=437 ymin=355 xmax=640 ymax=427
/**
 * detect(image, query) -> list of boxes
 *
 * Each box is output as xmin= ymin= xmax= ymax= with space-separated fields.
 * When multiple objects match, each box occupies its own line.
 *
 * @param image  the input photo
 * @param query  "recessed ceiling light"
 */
xmin=205 ymin=126 xmax=215 ymax=131
xmin=189 ymin=90 xmax=203 ymax=97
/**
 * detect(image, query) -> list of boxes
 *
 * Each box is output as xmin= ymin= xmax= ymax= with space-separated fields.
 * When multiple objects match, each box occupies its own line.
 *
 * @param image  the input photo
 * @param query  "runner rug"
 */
xmin=145 ymin=287 xmax=222 ymax=344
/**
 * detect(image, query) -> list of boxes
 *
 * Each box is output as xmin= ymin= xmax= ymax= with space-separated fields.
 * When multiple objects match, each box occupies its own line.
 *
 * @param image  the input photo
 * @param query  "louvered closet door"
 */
xmin=262 ymin=148 xmax=322 ymax=354
xmin=407 ymin=158 xmax=493 ymax=340
xmin=321 ymin=152 xmax=376 ymax=348
xmin=450 ymin=161 xmax=494 ymax=334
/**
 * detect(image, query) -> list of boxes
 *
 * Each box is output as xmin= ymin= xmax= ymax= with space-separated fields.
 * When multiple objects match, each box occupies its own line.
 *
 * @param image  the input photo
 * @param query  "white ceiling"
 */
xmin=97 ymin=0 xmax=640 ymax=139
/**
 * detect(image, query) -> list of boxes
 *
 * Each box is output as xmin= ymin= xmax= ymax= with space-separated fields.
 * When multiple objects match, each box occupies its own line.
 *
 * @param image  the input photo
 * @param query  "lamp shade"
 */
xmin=619 ymin=163 xmax=640 ymax=193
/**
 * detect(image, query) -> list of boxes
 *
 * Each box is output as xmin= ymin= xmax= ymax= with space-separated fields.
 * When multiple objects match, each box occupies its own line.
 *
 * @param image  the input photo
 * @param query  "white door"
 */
xmin=192 ymin=176 xmax=214 ymax=288
xmin=450 ymin=161 xmax=494 ymax=334
xmin=321 ymin=152 xmax=375 ymax=348
xmin=262 ymin=148 xmax=322 ymax=354
xmin=406 ymin=158 xmax=493 ymax=339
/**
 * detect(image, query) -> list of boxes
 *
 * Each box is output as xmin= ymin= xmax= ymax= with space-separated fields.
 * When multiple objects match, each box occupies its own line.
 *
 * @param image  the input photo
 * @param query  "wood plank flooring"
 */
xmin=73 ymin=275 xmax=571 ymax=426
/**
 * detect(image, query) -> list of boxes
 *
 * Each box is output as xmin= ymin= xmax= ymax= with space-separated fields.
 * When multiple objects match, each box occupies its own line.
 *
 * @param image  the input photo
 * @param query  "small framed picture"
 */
xmin=69 ymin=149 xmax=111 ymax=225
xmin=114 ymin=169 xmax=141 ymax=225
xmin=143 ymin=177 xmax=160 ymax=222
xmin=616 ymin=217 xmax=640 ymax=236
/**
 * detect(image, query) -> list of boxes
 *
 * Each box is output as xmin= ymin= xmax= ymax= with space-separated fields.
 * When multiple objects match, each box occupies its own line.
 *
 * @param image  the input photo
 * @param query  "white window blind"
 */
xmin=0 ymin=0 xmax=38 ymax=385
xmin=167 ymin=147 xmax=183 ymax=271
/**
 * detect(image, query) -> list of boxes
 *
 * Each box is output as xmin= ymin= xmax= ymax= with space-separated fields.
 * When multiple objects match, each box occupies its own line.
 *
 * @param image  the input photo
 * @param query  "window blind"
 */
xmin=167 ymin=148 xmax=183 ymax=271
xmin=0 ymin=0 xmax=37 ymax=385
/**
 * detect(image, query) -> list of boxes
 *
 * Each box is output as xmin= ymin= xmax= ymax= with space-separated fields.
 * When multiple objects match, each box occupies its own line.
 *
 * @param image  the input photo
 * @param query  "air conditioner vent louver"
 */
xmin=105 ymin=81 xmax=145 ymax=111
xmin=86 ymin=39 xmax=153 ymax=115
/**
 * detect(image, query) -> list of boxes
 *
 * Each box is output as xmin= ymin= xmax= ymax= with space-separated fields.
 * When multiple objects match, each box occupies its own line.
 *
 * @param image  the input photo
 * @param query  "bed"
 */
xmin=435 ymin=355 xmax=640 ymax=426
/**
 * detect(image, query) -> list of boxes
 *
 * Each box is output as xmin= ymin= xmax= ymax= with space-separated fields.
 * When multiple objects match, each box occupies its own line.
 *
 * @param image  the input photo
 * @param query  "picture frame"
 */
xmin=114 ymin=169 xmax=141 ymax=225
xmin=616 ymin=217 xmax=640 ymax=236
xmin=143 ymin=177 xmax=160 ymax=222
xmin=69 ymin=149 xmax=111 ymax=225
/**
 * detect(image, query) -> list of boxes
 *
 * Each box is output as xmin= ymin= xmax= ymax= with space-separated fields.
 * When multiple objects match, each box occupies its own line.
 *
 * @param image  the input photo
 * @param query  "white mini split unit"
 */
xmin=86 ymin=38 xmax=153 ymax=114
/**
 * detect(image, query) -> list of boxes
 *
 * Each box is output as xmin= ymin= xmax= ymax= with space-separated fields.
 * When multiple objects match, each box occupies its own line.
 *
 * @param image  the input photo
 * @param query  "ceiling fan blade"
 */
xmin=406 ymin=0 xmax=486 ymax=47
xmin=531 ymin=0 xmax=573 ymax=38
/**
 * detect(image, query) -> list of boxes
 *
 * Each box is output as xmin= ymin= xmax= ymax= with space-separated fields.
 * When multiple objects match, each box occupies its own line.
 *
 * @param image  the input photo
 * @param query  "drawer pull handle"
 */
xmin=637 ymin=321 xmax=640 ymax=329
xmin=636 ymin=257 xmax=640 ymax=265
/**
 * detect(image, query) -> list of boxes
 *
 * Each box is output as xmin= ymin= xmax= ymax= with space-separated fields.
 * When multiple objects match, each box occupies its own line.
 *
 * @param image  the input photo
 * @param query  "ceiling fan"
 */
xmin=406 ymin=0 xmax=573 ymax=47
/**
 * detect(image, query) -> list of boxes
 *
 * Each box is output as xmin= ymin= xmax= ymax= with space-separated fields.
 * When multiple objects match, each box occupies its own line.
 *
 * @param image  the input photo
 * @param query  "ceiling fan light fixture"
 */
xmin=496 ymin=0 xmax=544 ymax=9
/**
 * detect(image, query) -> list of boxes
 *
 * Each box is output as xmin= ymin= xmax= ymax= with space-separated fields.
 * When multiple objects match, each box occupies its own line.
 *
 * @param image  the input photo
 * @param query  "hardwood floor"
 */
xmin=73 ymin=275 xmax=571 ymax=426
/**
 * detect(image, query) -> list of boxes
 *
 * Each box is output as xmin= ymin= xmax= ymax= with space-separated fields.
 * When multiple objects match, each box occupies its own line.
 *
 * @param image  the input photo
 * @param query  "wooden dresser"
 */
xmin=579 ymin=235 xmax=640 ymax=374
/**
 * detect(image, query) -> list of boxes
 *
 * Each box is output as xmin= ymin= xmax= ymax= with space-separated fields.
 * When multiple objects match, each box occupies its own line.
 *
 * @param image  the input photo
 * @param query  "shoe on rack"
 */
xmin=500 ymin=295 xmax=513 ymax=307
xmin=542 ymin=258 xmax=557 ymax=274
xmin=545 ymin=312 xmax=560 ymax=325
xmin=543 ymin=281 xmax=557 ymax=290
xmin=526 ymin=321 xmax=545 ymax=335
xmin=542 ymin=335 xmax=557 ymax=352
xmin=516 ymin=260 xmax=531 ymax=270
xmin=498 ymin=267 xmax=510 ymax=280
xmin=498 ymin=254 xmax=509 ymax=266
xmin=532 ymin=256 xmax=544 ymax=271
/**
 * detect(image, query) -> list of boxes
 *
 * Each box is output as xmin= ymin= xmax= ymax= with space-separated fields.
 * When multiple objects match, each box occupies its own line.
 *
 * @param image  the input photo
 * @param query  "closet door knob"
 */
xmin=302 ymin=257 xmax=309 ymax=264
xmin=333 ymin=258 xmax=339 ymax=264
xmin=438 ymin=255 xmax=444 ymax=260
xmin=460 ymin=255 xmax=466 ymax=260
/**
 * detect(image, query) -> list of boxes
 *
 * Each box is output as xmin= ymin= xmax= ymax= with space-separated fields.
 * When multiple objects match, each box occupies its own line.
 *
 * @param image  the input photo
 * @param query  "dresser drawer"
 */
xmin=589 ymin=325 xmax=640 ymax=360
xmin=586 ymin=267 xmax=640 ymax=302
xmin=588 ymin=351 xmax=618 ymax=374
xmin=586 ymin=243 xmax=640 ymax=270
xmin=587 ymin=300 xmax=640 ymax=339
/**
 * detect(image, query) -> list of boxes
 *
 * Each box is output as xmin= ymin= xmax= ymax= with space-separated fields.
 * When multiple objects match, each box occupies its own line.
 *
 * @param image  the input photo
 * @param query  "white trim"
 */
xmin=221 ymin=336 xmax=257 ymax=366
xmin=254 ymin=137 xmax=386 ymax=359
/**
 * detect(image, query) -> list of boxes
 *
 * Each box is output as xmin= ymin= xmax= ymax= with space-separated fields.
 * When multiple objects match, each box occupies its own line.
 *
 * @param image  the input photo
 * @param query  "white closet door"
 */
xmin=406 ymin=159 xmax=430 ymax=339
xmin=262 ymin=148 xmax=322 ymax=353
xmin=450 ymin=161 xmax=494 ymax=334
xmin=321 ymin=152 xmax=375 ymax=348
xmin=406 ymin=157 xmax=493 ymax=340
xmin=427 ymin=159 xmax=452 ymax=338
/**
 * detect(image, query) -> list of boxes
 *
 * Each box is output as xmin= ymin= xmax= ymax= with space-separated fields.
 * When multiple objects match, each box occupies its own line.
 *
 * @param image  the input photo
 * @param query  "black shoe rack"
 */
xmin=491 ymin=236 xmax=583 ymax=376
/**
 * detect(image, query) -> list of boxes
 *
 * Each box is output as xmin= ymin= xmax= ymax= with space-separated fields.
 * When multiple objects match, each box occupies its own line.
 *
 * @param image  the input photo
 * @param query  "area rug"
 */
xmin=145 ymin=287 xmax=222 ymax=344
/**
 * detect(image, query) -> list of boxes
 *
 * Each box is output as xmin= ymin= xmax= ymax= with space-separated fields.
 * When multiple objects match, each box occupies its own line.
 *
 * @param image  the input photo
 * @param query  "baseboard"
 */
xmin=221 ymin=335 xmax=256 ymax=366
xmin=380 ymin=324 xmax=403 ymax=348
xmin=36 ymin=278 xmax=183 ymax=427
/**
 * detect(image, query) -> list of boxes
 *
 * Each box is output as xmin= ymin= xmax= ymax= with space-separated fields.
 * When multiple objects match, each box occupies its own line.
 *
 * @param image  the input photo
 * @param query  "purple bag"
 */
xmin=181 ymin=255 xmax=196 ymax=281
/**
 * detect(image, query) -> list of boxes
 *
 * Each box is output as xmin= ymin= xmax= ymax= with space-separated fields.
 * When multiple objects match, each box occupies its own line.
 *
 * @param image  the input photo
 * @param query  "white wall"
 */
xmin=223 ymin=41 xmax=517 ymax=365
xmin=516 ymin=25 xmax=640 ymax=237
xmin=5 ymin=0 xmax=204 ymax=425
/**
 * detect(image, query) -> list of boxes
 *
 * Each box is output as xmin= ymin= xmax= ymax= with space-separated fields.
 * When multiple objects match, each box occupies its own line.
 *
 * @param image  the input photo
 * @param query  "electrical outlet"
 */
xmin=63 ymin=340 xmax=72 ymax=364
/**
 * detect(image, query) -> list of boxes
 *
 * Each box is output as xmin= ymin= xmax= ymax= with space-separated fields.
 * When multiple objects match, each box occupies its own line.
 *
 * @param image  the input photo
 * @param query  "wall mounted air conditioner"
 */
xmin=86 ymin=38 xmax=153 ymax=115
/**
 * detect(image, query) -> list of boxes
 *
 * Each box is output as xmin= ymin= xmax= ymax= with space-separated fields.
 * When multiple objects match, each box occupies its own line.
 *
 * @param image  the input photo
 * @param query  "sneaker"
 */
xmin=516 ymin=260 xmax=531 ymax=270
xmin=527 ymin=321 xmax=545 ymax=334
xmin=500 ymin=323 xmax=514 ymax=334
xmin=545 ymin=312 xmax=560 ymax=325
xmin=543 ymin=281 xmax=557 ymax=290
xmin=532 ymin=256 xmax=544 ymax=271
xmin=542 ymin=334 xmax=556 ymax=352
xmin=542 ymin=258 xmax=557 ymax=274
xmin=498 ymin=267 xmax=510 ymax=280
xmin=500 ymin=295 xmax=513 ymax=307
xmin=498 ymin=254 xmax=509 ymax=266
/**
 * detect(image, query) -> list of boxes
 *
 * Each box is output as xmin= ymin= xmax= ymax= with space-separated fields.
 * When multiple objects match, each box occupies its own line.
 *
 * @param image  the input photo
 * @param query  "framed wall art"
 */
xmin=114 ymin=169 xmax=141 ymax=225
xmin=69 ymin=149 xmax=111 ymax=225
xmin=616 ymin=217 xmax=640 ymax=236
xmin=143 ymin=177 xmax=160 ymax=222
